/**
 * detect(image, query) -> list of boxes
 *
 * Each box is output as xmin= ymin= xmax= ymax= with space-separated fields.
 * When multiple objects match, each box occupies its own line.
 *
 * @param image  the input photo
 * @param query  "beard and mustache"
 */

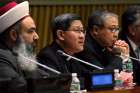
xmin=13 ymin=36 xmax=37 ymax=72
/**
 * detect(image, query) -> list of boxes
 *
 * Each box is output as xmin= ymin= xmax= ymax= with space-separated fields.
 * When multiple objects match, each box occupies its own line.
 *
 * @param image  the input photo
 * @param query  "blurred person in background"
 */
xmin=119 ymin=5 xmax=140 ymax=86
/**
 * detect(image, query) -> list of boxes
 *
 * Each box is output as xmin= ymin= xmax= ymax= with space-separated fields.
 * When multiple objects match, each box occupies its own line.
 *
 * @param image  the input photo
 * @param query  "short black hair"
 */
xmin=51 ymin=13 xmax=81 ymax=39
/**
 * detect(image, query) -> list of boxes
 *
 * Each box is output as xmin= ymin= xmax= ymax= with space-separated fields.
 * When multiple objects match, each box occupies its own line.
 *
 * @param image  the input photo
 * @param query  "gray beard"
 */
xmin=13 ymin=41 xmax=37 ymax=71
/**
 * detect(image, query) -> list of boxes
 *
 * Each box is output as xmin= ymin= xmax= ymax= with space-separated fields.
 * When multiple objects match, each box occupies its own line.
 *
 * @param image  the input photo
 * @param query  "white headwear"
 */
xmin=0 ymin=1 xmax=29 ymax=33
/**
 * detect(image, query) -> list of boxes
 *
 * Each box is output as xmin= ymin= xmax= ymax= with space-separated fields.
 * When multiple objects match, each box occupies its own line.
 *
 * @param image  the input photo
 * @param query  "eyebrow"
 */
xmin=71 ymin=26 xmax=83 ymax=28
xmin=28 ymin=27 xmax=36 ymax=32
xmin=70 ymin=26 xmax=84 ymax=30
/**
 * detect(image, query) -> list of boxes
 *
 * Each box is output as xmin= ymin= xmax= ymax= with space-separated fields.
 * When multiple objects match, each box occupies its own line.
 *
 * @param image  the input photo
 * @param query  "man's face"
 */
xmin=61 ymin=20 xmax=85 ymax=54
xmin=95 ymin=16 xmax=119 ymax=49
xmin=13 ymin=16 xmax=38 ymax=71
xmin=14 ymin=16 xmax=39 ymax=54
xmin=20 ymin=16 xmax=39 ymax=49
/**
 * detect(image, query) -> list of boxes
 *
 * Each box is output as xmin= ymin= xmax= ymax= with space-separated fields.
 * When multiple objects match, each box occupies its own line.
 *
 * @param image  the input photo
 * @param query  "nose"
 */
xmin=113 ymin=31 xmax=118 ymax=39
xmin=34 ymin=32 xmax=39 ymax=40
xmin=79 ymin=32 xmax=85 ymax=39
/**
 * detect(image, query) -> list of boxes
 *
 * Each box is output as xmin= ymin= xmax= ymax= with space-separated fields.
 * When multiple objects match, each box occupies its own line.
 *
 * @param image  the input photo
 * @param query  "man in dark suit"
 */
xmin=37 ymin=13 xmax=90 ymax=89
xmin=0 ymin=1 xmax=39 ymax=93
xmin=76 ymin=10 xmax=129 ymax=71
xmin=119 ymin=5 xmax=140 ymax=86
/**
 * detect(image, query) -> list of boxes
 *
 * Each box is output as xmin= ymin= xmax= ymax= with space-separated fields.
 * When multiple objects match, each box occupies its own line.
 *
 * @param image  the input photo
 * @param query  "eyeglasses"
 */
xmin=67 ymin=29 xmax=86 ymax=34
xmin=107 ymin=27 xmax=120 ymax=33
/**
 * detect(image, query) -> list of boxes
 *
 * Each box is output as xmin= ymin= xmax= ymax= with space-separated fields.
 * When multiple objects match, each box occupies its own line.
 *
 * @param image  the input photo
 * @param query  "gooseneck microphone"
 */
xmin=19 ymin=54 xmax=61 ymax=74
xmin=57 ymin=50 xmax=104 ymax=70
xmin=112 ymin=47 xmax=140 ymax=62
xmin=120 ymin=55 xmax=140 ymax=62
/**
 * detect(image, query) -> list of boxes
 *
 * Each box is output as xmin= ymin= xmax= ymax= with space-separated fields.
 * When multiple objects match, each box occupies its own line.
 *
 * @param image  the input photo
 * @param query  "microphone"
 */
xmin=112 ymin=47 xmax=140 ymax=62
xmin=120 ymin=54 xmax=140 ymax=62
xmin=57 ymin=50 xmax=104 ymax=70
xmin=19 ymin=54 xmax=61 ymax=74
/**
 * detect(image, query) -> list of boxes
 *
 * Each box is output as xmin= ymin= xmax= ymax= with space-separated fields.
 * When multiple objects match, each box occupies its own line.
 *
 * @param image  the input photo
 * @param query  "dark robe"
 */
xmin=37 ymin=42 xmax=90 ymax=89
xmin=76 ymin=32 xmax=123 ymax=71
xmin=0 ymin=43 xmax=27 ymax=93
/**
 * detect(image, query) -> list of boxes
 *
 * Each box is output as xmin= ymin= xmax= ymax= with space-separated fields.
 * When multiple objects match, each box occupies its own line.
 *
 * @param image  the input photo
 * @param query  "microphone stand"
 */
xmin=57 ymin=50 xmax=104 ymax=70
xmin=120 ymin=54 xmax=140 ymax=62
xmin=19 ymin=54 xmax=61 ymax=74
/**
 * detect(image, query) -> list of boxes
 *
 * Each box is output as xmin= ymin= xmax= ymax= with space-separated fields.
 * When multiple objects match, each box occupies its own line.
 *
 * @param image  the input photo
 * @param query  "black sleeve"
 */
xmin=76 ymin=49 xmax=123 ymax=71
xmin=106 ymin=55 xmax=123 ymax=70
xmin=37 ymin=50 xmax=62 ymax=75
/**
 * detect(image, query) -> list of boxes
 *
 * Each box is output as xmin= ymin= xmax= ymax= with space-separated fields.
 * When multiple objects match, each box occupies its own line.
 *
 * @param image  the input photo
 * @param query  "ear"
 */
xmin=128 ymin=25 xmax=135 ymax=36
xmin=9 ymin=29 xmax=18 ymax=41
xmin=56 ymin=30 xmax=65 ymax=40
xmin=90 ymin=25 xmax=99 ymax=36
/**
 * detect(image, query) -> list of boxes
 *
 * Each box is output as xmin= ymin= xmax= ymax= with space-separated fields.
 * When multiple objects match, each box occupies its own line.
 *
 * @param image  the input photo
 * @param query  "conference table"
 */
xmin=90 ymin=86 xmax=140 ymax=93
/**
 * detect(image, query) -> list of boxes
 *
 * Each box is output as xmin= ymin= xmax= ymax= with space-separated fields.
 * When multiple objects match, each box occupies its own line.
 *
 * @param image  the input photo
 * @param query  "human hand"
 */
xmin=112 ymin=40 xmax=129 ymax=60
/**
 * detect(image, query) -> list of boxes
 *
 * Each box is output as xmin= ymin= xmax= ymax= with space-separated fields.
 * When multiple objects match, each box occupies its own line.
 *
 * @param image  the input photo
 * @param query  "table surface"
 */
xmin=89 ymin=86 xmax=140 ymax=93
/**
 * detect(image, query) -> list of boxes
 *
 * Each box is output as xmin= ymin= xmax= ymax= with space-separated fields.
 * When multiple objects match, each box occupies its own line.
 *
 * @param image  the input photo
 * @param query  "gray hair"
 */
xmin=87 ymin=10 xmax=118 ymax=32
xmin=101 ymin=12 xmax=118 ymax=26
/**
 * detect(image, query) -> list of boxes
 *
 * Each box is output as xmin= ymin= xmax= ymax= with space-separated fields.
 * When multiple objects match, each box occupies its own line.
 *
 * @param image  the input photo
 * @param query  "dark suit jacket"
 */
xmin=37 ymin=42 xmax=90 ymax=89
xmin=0 ymin=43 xmax=27 ymax=93
xmin=76 ymin=32 xmax=123 ymax=71
xmin=119 ymin=34 xmax=140 ymax=85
